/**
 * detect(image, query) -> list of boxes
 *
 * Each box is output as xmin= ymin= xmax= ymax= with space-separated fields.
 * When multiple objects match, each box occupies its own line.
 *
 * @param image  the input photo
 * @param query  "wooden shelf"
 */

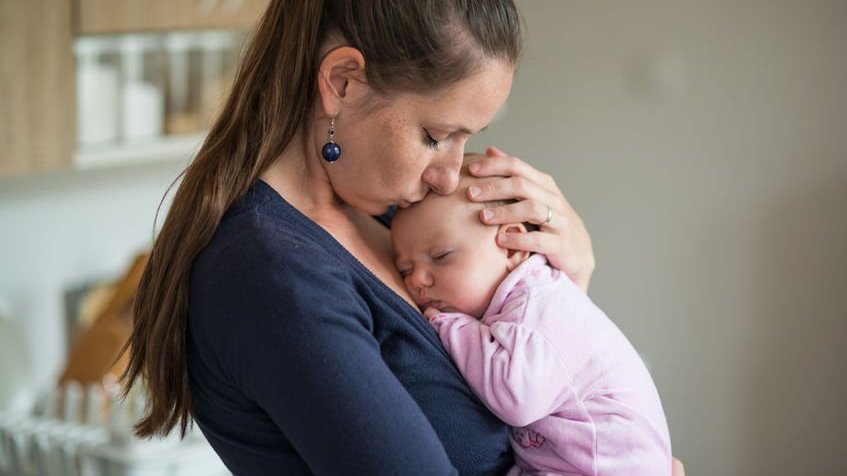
xmin=73 ymin=133 xmax=206 ymax=170
xmin=0 ymin=0 xmax=267 ymax=179
xmin=76 ymin=0 xmax=267 ymax=35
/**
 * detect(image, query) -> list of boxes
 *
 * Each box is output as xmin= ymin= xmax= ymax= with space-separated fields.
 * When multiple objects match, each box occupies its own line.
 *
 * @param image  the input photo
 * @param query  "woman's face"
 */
xmin=321 ymin=60 xmax=514 ymax=215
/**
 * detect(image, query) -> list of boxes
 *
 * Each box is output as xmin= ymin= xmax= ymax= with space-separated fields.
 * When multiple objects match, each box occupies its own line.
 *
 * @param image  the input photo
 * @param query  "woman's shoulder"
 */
xmin=189 ymin=203 xmax=373 ymax=360
xmin=204 ymin=181 xmax=343 ymax=272
xmin=197 ymin=214 xmax=351 ymax=295
xmin=190 ymin=185 xmax=366 ymax=322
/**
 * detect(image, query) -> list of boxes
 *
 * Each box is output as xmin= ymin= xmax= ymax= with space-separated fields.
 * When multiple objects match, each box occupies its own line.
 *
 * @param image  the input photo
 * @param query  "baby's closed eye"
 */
xmin=432 ymin=251 xmax=452 ymax=262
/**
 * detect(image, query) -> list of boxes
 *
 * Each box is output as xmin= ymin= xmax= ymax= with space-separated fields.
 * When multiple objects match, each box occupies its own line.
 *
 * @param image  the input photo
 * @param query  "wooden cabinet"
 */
xmin=76 ymin=0 xmax=268 ymax=35
xmin=0 ymin=0 xmax=268 ymax=178
xmin=0 ymin=0 xmax=75 ymax=177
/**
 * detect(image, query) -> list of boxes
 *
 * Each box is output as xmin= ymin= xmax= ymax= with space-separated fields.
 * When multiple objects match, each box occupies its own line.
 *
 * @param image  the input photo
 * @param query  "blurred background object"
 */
xmin=0 ymin=298 xmax=35 ymax=416
xmin=0 ymin=0 xmax=254 ymax=175
xmin=1 ymin=1 xmax=846 ymax=475
xmin=0 ymin=255 xmax=228 ymax=476
xmin=58 ymin=253 xmax=147 ymax=387
xmin=0 ymin=1 xmax=268 ymax=474
xmin=0 ymin=379 xmax=228 ymax=476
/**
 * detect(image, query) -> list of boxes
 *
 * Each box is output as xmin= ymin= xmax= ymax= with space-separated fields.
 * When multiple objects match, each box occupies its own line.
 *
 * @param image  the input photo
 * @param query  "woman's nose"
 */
xmin=422 ymin=148 xmax=463 ymax=195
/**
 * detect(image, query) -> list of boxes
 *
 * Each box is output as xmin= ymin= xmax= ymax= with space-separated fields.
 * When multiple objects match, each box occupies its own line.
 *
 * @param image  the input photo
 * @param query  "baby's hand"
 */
xmin=423 ymin=306 xmax=442 ymax=320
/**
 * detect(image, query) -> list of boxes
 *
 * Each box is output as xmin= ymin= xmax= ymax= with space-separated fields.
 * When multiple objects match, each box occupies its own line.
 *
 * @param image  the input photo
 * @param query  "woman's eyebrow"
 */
xmin=436 ymin=124 xmax=489 ymax=135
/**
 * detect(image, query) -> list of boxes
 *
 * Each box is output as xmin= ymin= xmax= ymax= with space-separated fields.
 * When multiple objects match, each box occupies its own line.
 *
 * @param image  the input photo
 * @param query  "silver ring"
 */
xmin=543 ymin=205 xmax=553 ymax=225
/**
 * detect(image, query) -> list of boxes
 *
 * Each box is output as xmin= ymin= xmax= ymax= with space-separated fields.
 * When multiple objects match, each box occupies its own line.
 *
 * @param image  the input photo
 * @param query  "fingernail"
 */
xmin=469 ymin=163 xmax=481 ymax=174
xmin=497 ymin=233 xmax=509 ymax=244
xmin=468 ymin=185 xmax=481 ymax=198
xmin=481 ymin=209 xmax=494 ymax=221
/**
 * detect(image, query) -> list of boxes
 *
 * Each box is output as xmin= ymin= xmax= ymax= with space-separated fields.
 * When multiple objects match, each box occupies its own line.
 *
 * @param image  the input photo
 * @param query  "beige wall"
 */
xmin=468 ymin=1 xmax=847 ymax=474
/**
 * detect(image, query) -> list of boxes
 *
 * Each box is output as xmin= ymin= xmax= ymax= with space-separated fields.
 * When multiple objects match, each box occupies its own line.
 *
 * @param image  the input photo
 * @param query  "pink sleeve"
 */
xmin=430 ymin=312 xmax=576 ymax=428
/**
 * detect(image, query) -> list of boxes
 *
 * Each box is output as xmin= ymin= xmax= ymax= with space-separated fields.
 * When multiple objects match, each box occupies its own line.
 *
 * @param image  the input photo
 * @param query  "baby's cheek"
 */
xmin=448 ymin=273 xmax=486 ymax=314
xmin=400 ymin=277 xmax=416 ymax=297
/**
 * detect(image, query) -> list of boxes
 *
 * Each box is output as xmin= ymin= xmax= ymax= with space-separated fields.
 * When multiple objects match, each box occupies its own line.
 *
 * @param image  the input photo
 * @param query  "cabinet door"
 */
xmin=0 ymin=0 xmax=74 ymax=177
xmin=205 ymin=0 xmax=269 ymax=29
xmin=76 ymin=0 xmax=269 ymax=35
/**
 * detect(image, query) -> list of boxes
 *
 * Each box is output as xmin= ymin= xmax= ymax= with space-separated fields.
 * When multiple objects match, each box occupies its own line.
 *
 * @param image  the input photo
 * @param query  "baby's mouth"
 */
xmin=420 ymin=300 xmax=450 ymax=314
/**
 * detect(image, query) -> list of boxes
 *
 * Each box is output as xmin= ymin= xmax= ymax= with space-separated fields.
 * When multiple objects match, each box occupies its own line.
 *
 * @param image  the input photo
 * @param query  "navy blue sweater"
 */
xmin=187 ymin=180 xmax=512 ymax=475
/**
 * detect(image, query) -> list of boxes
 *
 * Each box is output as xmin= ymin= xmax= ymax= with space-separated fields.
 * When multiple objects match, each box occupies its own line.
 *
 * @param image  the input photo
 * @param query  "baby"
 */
xmin=391 ymin=156 xmax=672 ymax=476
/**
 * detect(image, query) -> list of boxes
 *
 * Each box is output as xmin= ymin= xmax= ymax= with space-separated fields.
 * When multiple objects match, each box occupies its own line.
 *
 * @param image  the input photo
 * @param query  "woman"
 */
xmin=124 ymin=1 xmax=681 ymax=474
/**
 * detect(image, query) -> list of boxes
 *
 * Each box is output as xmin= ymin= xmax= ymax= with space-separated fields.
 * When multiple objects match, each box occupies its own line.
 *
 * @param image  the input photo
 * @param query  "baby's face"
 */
xmin=391 ymin=191 xmax=513 ymax=318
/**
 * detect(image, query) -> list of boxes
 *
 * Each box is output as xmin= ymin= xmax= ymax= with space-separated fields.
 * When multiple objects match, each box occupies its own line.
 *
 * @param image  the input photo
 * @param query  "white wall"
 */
xmin=1 ymin=1 xmax=845 ymax=474
xmin=468 ymin=1 xmax=847 ymax=474
xmin=0 ymin=161 xmax=184 ymax=390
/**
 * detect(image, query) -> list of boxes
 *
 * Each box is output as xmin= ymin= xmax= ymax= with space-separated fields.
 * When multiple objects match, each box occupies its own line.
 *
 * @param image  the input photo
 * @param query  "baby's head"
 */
xmin=391 ymin=155 xmax=530 ymax=318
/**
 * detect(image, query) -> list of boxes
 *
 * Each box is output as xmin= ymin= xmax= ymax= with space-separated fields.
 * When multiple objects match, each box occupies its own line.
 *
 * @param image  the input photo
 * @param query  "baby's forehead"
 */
xmin=393 ymin=193 xmax=477 ymax=240
xmin=415 ymin=186 xmax=481 ymax=216
xmin=394 ymin=158 xmax=496 ymax=228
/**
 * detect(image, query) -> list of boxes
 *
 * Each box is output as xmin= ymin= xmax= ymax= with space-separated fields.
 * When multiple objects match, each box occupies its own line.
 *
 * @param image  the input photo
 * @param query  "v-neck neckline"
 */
xmin=251 ymin=179 xmax=426 ymax=320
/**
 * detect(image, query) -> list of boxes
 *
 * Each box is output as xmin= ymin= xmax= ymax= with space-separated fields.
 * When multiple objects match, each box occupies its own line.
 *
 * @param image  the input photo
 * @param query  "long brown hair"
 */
xmin=122 ymin=0 xmax=523 ymax=438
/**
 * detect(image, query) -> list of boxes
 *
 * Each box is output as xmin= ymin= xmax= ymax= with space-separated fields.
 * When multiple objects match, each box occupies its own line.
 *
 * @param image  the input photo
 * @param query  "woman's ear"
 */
xmin=317 ymin=46 xmax=369 ymax=117
xmin=498 ymin=223 xmax=530 ymax=271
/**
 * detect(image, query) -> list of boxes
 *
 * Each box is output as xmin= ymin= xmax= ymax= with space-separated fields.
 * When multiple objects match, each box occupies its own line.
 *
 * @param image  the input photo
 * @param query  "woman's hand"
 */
xmin=672 ymin=457 xmax=686 ymax=476
xmin=467 ymin=147 xmax=596 ymax=292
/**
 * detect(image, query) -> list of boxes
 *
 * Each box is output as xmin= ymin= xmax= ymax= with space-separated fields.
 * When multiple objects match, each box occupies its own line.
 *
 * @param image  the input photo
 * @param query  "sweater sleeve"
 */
xmin=429 ymin=311 xmax=576 ymax=428
xmin=201 ymin=241 xmax=458 ymax=475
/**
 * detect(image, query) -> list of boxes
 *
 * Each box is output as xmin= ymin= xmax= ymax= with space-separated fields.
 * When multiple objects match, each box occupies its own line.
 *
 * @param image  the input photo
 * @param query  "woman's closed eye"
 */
xmin=423 ymin=129 xmax=440 ymax=150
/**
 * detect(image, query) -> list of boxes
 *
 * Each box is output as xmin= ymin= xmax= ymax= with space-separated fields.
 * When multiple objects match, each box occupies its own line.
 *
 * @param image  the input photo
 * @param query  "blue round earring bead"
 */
xmin=322 ymin=141 xmax=341 ymax=163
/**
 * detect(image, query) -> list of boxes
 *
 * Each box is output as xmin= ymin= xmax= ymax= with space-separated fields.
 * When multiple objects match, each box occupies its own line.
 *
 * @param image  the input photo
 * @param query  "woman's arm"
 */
xmin=467 ymin=147 xmax=596 ymax=292
xmin=207 ymin=247 xmax=459 ymax=475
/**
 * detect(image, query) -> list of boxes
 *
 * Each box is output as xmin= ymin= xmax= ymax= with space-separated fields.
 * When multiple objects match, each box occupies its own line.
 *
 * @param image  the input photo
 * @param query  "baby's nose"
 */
xmin=409 ymin=268 xmax=433 ymax=289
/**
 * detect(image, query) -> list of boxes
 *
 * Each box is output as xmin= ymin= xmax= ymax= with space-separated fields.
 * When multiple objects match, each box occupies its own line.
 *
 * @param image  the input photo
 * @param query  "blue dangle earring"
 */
xmin=321 ymin=116 xmax=341 ymax=163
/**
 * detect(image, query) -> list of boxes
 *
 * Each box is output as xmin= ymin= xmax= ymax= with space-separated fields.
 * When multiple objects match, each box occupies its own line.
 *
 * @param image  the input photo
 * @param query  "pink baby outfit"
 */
xmin=429 ymin=254 xmax=671 ymax=476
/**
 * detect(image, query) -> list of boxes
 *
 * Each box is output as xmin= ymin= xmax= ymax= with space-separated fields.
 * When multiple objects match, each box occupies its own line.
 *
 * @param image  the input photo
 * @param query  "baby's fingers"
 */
xmin=423 ymin=307 xmax=442 ymax=320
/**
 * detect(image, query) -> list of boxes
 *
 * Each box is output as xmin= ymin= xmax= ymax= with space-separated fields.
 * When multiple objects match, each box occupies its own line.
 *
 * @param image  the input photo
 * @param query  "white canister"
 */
xmin=119 ymin=35 xmax=164 ymax=141
xmin=75 ymin=38 xmax=119 ymax=145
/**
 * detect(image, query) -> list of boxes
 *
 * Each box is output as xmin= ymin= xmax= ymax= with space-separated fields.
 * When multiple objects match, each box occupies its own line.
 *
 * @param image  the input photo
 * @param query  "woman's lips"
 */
xmin=398 ymin=190 xmax=429 ymax=208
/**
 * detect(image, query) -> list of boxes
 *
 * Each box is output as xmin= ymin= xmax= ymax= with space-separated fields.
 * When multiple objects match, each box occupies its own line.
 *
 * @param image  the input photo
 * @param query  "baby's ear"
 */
xmin=497 ymin=223 xmax=530 ymax=271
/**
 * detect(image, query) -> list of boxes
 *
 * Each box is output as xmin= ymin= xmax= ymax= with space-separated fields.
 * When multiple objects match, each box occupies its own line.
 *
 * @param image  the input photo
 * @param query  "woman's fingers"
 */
xmin=671 ymin=457 xmax=686 ymax=476
xmin=468 ymin=174 xmax=555 ymax=202
xmin=467 ymin=153 xmax=566 ymax=226
xmin=479 ymin=198 xmax=568 ymax=231
xmin=470 ymin=150 xmax=556 ymax=191
xmin=485 ymin=145 xmax=508 ymax=157
xmin=496 ymin=229 xmax=592 ymax=292
xmin=495 ymin=229 xmax=559 ymax=254
xmin=468 ymin=146 xmax=596 ymax=291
